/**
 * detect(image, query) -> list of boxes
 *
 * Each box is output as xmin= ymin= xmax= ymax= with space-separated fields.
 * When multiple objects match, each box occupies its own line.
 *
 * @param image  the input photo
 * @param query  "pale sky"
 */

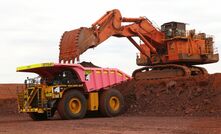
xmin=0 ymin=0 xmax=221 ymax=83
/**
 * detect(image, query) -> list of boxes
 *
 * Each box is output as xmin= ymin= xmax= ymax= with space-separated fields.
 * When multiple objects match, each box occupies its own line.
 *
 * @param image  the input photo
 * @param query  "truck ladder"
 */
xmin=37 ymin=88 xmax=43 ymax=107
xmin=43 ymin=100 xmax=52 ymax=118
xmin=24 ymin=88 xmax=39 ymax=108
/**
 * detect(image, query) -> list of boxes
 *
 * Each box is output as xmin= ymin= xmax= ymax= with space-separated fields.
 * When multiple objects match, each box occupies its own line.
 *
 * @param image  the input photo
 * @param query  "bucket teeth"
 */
xmin=59 ymin=27 xmax=98 ymax=63
xmin=59 ymin=29 xmax=81 ymax=63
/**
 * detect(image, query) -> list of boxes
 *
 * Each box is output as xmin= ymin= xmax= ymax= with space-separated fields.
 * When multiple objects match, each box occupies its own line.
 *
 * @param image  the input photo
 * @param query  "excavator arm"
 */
xmin=59 ymin=9 xmax=165 ymax=63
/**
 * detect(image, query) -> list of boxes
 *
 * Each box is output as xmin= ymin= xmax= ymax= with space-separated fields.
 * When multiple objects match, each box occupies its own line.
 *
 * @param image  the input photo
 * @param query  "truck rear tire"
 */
xmin=100 ymin=89 xmax=124 ymax=117
xmin=29 ymin=112 xmax=48 ymax=121
xmin=57 ymin=90 xmax=87 ymax=120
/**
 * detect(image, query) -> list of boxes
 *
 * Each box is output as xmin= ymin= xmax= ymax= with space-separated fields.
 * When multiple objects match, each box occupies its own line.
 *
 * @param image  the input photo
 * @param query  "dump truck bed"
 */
xmin=17 ymin=63 xmax=131 ymax=92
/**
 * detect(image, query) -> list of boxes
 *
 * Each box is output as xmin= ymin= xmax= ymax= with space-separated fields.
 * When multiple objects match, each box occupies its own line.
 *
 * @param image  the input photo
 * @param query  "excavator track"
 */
xmin=132 ymin=64 xmax=208 ymax=80
xmin=189 ymin=66 xmax=208 ymax=75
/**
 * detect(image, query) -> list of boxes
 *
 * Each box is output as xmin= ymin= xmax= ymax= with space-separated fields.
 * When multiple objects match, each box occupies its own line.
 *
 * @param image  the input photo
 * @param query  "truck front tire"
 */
xmin=57 ymin=90 xmax=87 ymax=120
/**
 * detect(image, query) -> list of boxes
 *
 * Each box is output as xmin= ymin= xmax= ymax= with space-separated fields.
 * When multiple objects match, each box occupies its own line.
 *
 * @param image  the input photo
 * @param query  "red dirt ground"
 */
xmin=0 ymin=74 xmax=221 ymax=133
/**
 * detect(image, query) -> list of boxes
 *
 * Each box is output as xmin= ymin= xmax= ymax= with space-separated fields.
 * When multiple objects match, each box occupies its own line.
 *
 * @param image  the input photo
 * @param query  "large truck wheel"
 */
xmin=29 ymin=112 xmax=48 ymax=121
xmin=57 ymin=90 xmax=87 ymax=120
xmin=100 ymin=89 xmax=124 ymax=117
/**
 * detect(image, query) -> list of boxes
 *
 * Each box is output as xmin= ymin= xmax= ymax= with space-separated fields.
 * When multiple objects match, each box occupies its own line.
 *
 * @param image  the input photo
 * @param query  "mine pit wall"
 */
xmin=0 ymin=84 xmax=24 ymax=116
xmin=0 ymin=84 xmax=24 ymax=99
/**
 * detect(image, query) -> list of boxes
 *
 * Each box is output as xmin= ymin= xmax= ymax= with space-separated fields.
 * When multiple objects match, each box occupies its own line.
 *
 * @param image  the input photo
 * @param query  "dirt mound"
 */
xmin=80 ymin=61 xmax=100 ymax=68
xmin=116 ymin=73 xmax=221 ymax=116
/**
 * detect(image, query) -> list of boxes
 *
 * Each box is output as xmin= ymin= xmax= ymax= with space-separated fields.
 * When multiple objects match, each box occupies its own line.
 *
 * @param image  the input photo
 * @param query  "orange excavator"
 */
xmin=59 ymin=9 xmax=219 ymax=79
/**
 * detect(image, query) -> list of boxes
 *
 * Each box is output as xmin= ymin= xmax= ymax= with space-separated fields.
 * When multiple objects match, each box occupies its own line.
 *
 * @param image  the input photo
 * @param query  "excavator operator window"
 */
xmin=161 ymin=22 xmax=186 ymax=39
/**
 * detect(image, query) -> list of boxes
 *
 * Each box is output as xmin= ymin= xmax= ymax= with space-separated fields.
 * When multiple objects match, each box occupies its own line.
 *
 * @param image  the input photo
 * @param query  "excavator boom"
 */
xmin=59 ymin=9 xmax=164 ymax=63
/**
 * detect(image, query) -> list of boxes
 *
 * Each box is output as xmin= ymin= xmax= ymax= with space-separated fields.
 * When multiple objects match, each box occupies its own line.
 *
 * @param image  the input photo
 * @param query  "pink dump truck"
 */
xmin=17 ymin=62 xmax=131 ymax=120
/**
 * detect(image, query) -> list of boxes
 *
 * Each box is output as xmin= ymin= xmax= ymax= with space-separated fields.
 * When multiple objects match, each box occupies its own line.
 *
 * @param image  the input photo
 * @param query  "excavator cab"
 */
xmin=161 ymin=22 xmax=186 ymax=39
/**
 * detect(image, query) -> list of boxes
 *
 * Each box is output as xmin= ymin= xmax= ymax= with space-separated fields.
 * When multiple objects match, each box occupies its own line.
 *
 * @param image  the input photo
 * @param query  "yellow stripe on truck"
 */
xmin=16 ymin=62 xmax=54 ymax=71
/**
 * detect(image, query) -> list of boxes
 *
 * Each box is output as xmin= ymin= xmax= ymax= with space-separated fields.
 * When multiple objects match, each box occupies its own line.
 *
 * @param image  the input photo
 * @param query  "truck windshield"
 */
xmin=48 ymin=70 xmax=80 ymax=85
xmin=25 ymin=76 xmax=41 ymax=87
xmin=24 ymin=69 xmax=80 ymax=86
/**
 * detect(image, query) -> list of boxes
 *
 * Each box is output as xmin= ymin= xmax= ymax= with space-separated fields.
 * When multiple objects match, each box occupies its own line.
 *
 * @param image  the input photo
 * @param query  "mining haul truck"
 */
xmin=17 ymin=63 xmax=130 ymax=120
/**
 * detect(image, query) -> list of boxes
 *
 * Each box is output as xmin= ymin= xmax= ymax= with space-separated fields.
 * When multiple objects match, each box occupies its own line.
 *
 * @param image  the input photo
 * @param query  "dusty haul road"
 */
xmin=0 ymin=114 xmax=221 ymax=134
xmin=1 ymin=73 xmax=221 ymax=134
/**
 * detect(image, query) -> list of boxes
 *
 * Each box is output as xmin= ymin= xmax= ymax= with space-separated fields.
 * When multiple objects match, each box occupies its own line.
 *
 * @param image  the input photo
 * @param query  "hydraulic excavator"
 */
xmin=59 ymin=9 xmax=219 ymax=79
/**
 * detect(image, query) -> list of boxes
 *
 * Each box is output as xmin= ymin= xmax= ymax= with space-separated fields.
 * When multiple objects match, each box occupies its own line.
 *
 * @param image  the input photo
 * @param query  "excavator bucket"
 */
xmin=59 ymin=27 xmax=98 ymax=63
